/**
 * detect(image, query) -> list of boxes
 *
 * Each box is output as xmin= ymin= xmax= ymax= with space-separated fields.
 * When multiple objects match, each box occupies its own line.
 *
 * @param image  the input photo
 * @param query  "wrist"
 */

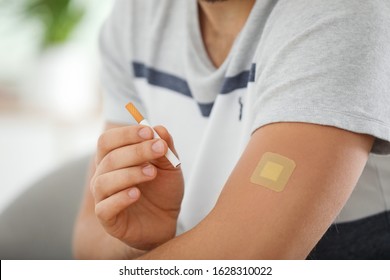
xmin=121 ymin=244 xmax=148 ymax=260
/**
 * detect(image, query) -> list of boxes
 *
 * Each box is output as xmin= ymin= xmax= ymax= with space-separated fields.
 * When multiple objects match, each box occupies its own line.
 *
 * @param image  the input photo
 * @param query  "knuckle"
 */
xmin=103 ymin=151 xmax=116 ymax=170
xmin=122 ymin=125 xmax=136 ymax=140
xmin=134 ymin=143 xmax=147 ymax=159
xmin=89 ymin=175 xmax=96 ymax=192
xmin=94 ymin=203 xmax=106 ymax=221
xmin=89 ymin=178 xmax=96 ymax=197
xmin=92 ymin=175 xmax=105 ymax=198
xmin=97 ymin=133 xmax=110 ymax=151
xmin=93 ymin=174 xmax=103 ymax=189
xmin=95 ymin=203 xmax=114 ymax=225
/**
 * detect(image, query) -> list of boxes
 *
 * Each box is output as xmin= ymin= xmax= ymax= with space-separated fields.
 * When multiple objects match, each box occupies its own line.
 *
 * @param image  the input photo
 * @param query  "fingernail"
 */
xmin=142 ymin=165 xmax=155 ymax=177
xmin=138 ymin=127 xmax=151 ymax=139
xmin=152 ymin=140 xmax=165 ymax=154
xmin=128 ymin=188 xmax=138 ymax=199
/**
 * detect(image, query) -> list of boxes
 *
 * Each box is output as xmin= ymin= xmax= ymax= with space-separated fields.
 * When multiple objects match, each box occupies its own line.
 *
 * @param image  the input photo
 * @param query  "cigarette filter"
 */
xmin=125 ymin=102 xmax=181 ymax=168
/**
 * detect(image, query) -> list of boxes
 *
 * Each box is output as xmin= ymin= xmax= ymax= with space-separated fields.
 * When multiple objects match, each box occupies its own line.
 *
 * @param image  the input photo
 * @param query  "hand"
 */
xmin=90 ymin=125 xmax=184 ymax=250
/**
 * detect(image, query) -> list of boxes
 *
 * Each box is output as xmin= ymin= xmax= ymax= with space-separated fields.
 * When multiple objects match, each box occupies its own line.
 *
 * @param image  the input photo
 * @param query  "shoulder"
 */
xmin=264 ymin=0 xmax=390 ymax=41
xmin=256 ymin=0 xmax=390 ymax=70
xmin=272 ymin=0 xmax=390 ymax=23
xmin=249 ymin=0 xmax=390 ymax=156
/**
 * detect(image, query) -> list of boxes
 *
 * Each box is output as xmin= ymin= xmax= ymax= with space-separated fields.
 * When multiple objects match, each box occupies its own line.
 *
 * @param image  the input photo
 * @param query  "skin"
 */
xmin=137 ymin=124 xmax=373 ymax=259
xmin=73 ymin=125 xmax=183 ymax=258
xmin=72 ymin=0 xmax=375 ymax=259
xmin=199 ymin=0 xmax=255 ymax=67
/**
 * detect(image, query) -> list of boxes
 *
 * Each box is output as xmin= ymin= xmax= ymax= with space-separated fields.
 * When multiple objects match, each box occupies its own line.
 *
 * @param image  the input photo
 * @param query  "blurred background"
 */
xmin=0 ymin=0 xmax=112 ymax=214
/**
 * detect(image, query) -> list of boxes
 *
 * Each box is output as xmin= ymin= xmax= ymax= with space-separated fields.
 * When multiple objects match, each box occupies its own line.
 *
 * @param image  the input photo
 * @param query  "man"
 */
xmin=73 ymin=0 xmax=390 ymax=259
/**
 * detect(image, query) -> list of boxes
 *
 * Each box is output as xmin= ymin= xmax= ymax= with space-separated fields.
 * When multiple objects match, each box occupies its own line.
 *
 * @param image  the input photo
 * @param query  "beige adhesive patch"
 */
xmin=250 ymin=152 xmax=296 ymax=192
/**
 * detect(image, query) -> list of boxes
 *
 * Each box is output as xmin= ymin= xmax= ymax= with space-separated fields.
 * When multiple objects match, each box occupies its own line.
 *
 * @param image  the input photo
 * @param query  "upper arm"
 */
xmin=148 ymin=122 xmax=374 ymax=259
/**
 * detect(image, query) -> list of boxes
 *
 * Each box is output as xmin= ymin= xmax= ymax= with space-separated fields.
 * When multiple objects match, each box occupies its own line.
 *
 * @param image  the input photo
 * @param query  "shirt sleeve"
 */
xmin=250 ymin=0 xmax=390 ymax=154
xmin=99 ymin=0 xmax=145 ymax=125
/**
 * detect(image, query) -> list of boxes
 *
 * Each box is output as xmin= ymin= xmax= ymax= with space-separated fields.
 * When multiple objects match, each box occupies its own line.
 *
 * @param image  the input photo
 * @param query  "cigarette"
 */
xmin=125 ymin=102 xmax=181 ymax=168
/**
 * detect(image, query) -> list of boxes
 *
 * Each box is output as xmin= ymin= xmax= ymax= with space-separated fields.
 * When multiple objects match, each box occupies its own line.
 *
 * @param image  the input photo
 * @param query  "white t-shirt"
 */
xmin=99 ymin=0 xmax=390 ymax=233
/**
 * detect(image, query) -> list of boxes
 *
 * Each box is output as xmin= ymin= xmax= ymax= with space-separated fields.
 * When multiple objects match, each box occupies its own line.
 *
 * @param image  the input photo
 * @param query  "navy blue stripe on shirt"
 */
xmin=220 ymin=64 xmax=256 ymax=94
xmin=133 ymin=62 xmax=192 ymax=98
xmin=132 ymin=61 xmax=256 ymax=117
xmin=249 ymin=63 xmax=256 ymax=83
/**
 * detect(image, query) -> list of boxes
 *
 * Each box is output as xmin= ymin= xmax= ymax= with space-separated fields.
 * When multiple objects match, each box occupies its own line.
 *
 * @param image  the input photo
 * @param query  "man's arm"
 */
xmin=139 ymin=122 xmax=373 ymax=259
xmin=73 ymin=120 xmax=185 ymax=258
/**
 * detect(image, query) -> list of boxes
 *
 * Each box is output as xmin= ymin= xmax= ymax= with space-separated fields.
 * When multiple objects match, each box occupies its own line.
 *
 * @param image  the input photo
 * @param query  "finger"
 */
xmin=96 ymin=138 xmax=168 ymax=175
xmin=153 ymin=126 xmax=177 ymax=154
xmin=152 ymin=126 xmax=181 ymax=169
xmin=95 ymin=187 xmax=140 ymax=228
xmin=92 ymin=164 xmax=157 ymax=202
xmin=96 ymin=125 xmax=154 ymax=164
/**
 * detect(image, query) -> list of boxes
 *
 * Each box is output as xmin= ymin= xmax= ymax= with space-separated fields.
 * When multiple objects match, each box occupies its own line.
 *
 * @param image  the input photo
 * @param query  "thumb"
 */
xmin=152 ymin=125 xmax=181 ymax=169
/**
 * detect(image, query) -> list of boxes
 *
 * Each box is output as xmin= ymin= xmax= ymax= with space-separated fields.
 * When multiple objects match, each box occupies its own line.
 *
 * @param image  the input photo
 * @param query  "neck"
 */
xmin=198 ymin=0 xmax=255 ymax=38
xmin=197 ymin=0 xmax=255 ymax=67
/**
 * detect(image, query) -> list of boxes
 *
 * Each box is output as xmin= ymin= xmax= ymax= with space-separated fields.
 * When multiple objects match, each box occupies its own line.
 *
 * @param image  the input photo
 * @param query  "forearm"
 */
xmin=135 ymin=210 xmax=311 ymax=260
xmin=73 ymin=213 xmax=146 ymax=260
xmin=135 ymin=228 xmax=202 ymax=260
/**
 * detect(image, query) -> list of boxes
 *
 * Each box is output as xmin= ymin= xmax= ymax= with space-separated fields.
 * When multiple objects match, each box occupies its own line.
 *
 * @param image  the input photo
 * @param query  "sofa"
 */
xmin=0 ymin=155 xmax=90 ymax=260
